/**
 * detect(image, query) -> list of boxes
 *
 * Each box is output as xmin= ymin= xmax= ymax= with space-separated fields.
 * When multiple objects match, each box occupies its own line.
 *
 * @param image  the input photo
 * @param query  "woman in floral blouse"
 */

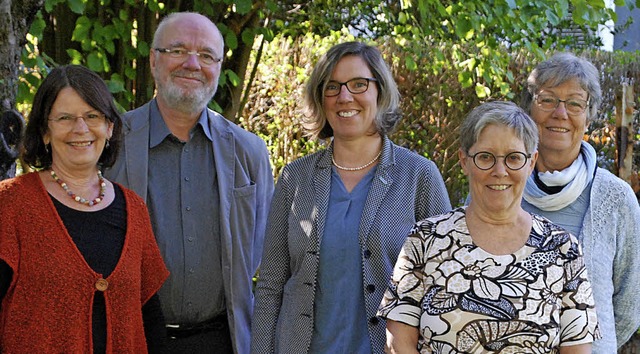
xmin=378 ymin=101 xmax=599 ymax=354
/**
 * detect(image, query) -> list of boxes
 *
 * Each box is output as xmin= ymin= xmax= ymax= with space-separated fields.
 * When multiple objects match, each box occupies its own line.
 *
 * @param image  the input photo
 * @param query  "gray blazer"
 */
xmin=251 ymin=136 xmax=451 ymax=353
xmin=105 ymin=101 xmax=274 ymax=354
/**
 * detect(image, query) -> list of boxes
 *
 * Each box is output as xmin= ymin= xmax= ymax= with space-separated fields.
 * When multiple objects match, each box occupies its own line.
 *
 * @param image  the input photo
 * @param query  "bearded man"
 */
xmin=105 ymin=12 xmax=273 ymax=354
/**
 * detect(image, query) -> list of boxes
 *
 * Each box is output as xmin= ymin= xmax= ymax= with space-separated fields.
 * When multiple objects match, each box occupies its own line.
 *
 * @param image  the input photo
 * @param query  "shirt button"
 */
xmin=188 ymin=237 xmax=194 ymax=242
xmin=363 ymin=250 xmax=372 ymax=259
xmin=186 ymin=206 xmax=191 ymax=211
xmin=189 ymin=268 xmax=195 ymax=274
xmin=184 ymin=176 xmax=190 ymax=181
xmin=95 ymin=278 xmax=109 ymax=292
xmin=369 ymin=317 xmax=379 ymax=325
xmin=366 ymin=284 xmax=375 ymax=293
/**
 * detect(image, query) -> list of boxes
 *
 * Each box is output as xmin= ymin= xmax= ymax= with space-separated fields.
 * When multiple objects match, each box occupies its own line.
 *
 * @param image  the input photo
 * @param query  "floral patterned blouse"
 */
xmin=378 ymin=207 xmax=600 ymax=353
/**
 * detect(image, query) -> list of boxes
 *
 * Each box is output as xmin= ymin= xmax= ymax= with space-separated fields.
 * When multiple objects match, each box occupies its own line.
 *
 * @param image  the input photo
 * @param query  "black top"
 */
xmin=0 ymin=183 xmax=165 ymax=353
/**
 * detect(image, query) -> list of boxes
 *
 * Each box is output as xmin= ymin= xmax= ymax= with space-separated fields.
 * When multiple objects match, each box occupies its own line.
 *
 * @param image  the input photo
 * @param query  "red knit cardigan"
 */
xmin=0 ymin=172 xmax=169 ymax=353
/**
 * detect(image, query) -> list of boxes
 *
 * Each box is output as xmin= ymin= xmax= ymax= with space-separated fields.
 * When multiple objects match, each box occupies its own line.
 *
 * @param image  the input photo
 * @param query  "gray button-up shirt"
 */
xmin=147 ymin=101 xmax=224 ymax=324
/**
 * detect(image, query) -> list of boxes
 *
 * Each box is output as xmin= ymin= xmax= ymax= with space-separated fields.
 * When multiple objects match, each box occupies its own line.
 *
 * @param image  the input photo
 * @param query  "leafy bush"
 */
xmin=241 ymin=33 xmax=640 ymax=205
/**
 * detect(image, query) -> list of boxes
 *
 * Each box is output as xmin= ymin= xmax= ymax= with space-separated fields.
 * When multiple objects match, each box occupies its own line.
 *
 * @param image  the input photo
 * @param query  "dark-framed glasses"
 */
xmin=467 ymin=151 xmax=531 ymax=171
xmin=324 ymin=78 xmax=377 ymax=97
xmin=534 ymin=94 xmax=589 ymax=115
xmin=48 ymin=113 xmax=107 ymax=128
xmin=154 ymin=47 xmax=222 ymax=66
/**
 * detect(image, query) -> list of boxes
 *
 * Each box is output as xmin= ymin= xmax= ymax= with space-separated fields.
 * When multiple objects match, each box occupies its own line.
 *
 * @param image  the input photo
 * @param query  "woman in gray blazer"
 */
xmin=251 ymin=41 xmax=452 ymax=354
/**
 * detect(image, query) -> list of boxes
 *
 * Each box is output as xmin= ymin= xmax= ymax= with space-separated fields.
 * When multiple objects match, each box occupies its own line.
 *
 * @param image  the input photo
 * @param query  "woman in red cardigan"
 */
xmin=0 ymin=65 xmax=169 ymax=353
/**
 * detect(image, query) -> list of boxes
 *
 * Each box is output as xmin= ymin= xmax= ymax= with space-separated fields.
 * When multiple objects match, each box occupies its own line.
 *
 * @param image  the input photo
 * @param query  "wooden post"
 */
xmin=615 ymin=83 xmax=635 ymax=184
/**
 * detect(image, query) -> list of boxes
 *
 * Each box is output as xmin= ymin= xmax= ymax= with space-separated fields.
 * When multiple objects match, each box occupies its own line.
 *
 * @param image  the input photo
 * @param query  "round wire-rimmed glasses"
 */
xmin=467 ymin=151 xmax=531 ymax=171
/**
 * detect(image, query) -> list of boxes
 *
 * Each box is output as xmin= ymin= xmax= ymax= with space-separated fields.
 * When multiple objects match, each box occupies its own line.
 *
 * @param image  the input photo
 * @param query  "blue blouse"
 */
xmin=308 ymin=167 xmax=376 ymax=353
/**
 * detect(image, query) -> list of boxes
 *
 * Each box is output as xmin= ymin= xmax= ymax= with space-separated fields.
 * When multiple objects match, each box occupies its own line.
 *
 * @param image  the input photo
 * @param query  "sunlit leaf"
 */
xmin=72 ymin=16 xmax=92 ymax=42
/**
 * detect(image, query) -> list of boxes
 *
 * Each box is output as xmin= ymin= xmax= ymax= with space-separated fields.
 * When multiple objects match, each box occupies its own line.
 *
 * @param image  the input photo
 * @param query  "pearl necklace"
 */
xmin=50 ymin=170 xmax=106 ymax=207
xmin=332 ymin=149 xmax=382 ymax=171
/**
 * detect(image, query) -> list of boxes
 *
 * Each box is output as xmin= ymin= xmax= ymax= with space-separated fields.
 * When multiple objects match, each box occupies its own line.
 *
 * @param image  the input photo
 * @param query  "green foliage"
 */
xmin=240 ymin=32 xmax=354 ymax=179
xmin=241 ymin=34 xmax=640 ymax=205
xmin=388 ymin=0 xmax=611 ymax=107
xmin=14 ymin=0 xmax=639 ymax=202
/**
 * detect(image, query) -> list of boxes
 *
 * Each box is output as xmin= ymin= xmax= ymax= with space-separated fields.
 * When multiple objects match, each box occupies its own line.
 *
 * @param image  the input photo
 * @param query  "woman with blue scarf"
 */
xmin=520 ymin=52 xmax=640 ymax=353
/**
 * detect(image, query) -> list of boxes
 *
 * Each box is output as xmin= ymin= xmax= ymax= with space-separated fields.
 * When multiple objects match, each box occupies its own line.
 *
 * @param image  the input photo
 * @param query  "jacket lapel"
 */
xmin=123 ymin=103 xmax=151 ymax=202
xmin=358 ymin=137 xmax=394 ymax=244
xmin=312 ymin=148 xmax=332 ymax=252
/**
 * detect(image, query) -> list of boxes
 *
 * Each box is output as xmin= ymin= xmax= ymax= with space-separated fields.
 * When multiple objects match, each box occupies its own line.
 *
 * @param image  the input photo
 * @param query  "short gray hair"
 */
xmin=152 ymin=12 xmax=223 ymax=50
xmin=302 ymin=41 xmax=401 ymax=139
xmin=521 ymin=52 xmax=601 ymax=121
xmin=460 ymin=101 xmax=538 ymax=154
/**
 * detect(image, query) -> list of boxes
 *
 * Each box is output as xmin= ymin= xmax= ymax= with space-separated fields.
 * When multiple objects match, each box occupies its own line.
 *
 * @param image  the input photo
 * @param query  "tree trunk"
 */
xmin=0 ymin=0 xmax=43 ymax=180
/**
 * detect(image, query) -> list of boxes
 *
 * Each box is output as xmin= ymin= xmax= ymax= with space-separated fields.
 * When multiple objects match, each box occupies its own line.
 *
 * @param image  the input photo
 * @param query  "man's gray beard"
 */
xmin=158 ymin=83 xmax=216 ymax=115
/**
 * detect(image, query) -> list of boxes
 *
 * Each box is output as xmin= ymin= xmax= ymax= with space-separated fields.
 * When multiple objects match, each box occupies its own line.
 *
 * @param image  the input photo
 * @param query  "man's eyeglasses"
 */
xmin=154 ymin=48 xmax=222 ymax=66
xmin=534 ymin=94 xmax=589 ymax=115
xmin=48 ymin=113 xmax=108 ymax=128
xmin=467 ymin=151 xmax=531 ymax=171
xmin=324 ymin=78 xmax=377 ymax=97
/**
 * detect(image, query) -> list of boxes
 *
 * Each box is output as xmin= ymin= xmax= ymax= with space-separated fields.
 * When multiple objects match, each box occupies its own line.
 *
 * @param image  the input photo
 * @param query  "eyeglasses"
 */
xmin=324 ymin=78 xmax=377 ymax=97
xmin=48 ymin=113 xmax=108 ymax=128
xmin=534 ymin=94 xmax=589 ymax=115
xmin=467 ymin=151 xmax=531 ymax=171
xmin=154 ymin=47 xmax=222 ymax=66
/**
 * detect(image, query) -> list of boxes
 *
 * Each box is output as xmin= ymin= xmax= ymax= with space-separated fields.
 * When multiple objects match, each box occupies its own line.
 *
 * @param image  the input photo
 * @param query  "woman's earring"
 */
xmin=45 ymin=144 xmax=50 ymax=154
xmin=105 ymin=139 xmax=110 ymax=148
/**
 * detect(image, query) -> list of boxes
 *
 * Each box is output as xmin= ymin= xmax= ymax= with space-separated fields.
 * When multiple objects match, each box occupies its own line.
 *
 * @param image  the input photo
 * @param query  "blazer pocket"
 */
xmin=229 ymin=183 xmax=257 ymax=240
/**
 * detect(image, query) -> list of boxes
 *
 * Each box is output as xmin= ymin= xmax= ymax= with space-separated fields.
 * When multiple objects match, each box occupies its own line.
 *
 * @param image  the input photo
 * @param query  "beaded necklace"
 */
xmin=50 ymin=170 xmax=106 ymax=207
xmin=331 ymin=149 xmax=382 ymax=171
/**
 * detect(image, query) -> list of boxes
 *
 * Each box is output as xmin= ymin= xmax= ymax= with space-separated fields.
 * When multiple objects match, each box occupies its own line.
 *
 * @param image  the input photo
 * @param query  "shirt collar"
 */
xmin=149 ymin=99 xmax=213 ymax=148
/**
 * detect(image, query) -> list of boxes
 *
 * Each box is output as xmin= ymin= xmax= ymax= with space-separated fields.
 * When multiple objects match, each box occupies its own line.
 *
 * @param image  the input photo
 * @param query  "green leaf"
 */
xmin=225 ymin=69 xmax=241 ymax=87
xmin=545 ymin=9 xmax=560 ymax=25
xmin=241 ymin=28 xmax=255 ymax=46
xmin=44 ymin=0 xmax=61 ymax=13
xmin=113 ymin=19 xmax=127 ymax=37
xmin=138 ymin=41 xmax=150 ymax=56
xmin=218 ymin=71 xmax=227 ymax=86
xmin=266 ymin=0 xmax=278 ymax=12
xmin=234 ymin=0 xmax=252 ymax=14
xmin=125 ymin=66 xmax=137 ymax=80
xmin=455 ymin=17 xmax=474 ymax=40
xmin=66 ymin=48 xmax=83 ymax=62
xmin=87 ymin=52 xmax=103 ymax=72
xmin=29 ymin=18 xmax=46 ymax=39
xmin=119 ymin=9 xmax=129 ymax=21
xmin=24 ymin=72 xmax=42 ymax=87
xmin=72 ymin=16 xmax=92 ymax=41
xmin=104 ymin=41 xmax=115 ymax=55
xmin=107 ymin=74 xmax=125 ymax=93
xmin=67 ymin=0 xmax=86 ymax=14
xmin=458 ymin=71 xmax=473 ymax=88
xmin=475 ymin=83 xmax=490 ymax=98
xmin=225 ymin=32 xmax=238 ymax=50
xmin=405 ymin=56 xmax=418 ymax=71
xmin=148 ymin=0 xmax=161 ymax=12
